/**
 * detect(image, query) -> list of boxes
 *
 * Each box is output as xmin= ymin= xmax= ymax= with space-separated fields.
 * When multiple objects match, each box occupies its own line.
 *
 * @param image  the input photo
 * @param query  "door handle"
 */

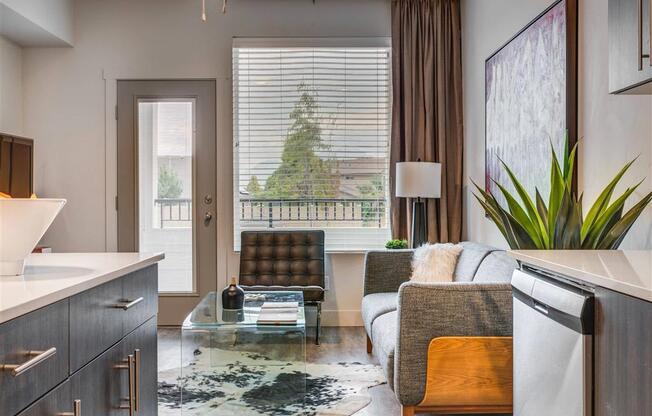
xmin=204 ymin=212 xmax=213 ymax=223
xmin=640 ymin=0 xmax=651 ymax=70
xmin=116 ymin=354 xmax=135 ymax=415
xmin=58 ymin=399 xmax=81 ymax=416
xmin=0 ymin=347 xmax=57 ymax=376
xmin=134 ymin=349 xmax=141 ymax=412
xmin=113 ymin=297 xmax=144 ymax=310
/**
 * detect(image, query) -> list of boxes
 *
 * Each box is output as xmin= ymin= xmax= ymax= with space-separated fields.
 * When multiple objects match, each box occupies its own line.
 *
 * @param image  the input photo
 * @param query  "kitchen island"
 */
xmin=510 ymin=250 xmax=652 ymax=416
xmin=0 ymin=252 xmax=163 ymax=415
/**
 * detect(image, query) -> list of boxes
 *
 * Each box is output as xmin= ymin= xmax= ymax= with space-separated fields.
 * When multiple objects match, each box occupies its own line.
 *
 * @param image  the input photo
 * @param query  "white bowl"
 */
xmin=0 ymin=198 xmax=66 ymax=276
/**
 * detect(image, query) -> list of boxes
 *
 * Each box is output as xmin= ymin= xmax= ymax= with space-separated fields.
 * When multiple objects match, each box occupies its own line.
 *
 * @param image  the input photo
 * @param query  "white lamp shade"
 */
xmin=395 ymin=162 xmax=441 ymax=198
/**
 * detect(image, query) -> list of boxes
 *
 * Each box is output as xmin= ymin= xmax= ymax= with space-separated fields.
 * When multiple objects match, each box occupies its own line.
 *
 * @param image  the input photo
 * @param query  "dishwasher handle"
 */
xmin=512 ymin=269 xmax=594 ymax=335
xmin=533 ymin=301 xmax=549 ymax=315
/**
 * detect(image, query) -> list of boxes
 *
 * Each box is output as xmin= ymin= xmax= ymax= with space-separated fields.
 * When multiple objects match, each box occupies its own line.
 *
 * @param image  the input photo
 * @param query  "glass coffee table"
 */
xmin=179 ymin=291 xmax=306 ymax=414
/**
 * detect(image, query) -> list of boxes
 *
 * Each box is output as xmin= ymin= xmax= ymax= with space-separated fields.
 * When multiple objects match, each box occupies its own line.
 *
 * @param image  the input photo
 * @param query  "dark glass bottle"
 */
xmin=222 ymin=277 xmax=244 ymax=310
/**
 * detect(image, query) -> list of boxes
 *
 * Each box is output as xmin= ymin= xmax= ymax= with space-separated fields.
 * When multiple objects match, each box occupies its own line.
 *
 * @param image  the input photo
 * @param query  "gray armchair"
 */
xmin=361 ymin=242 xmax=517 ymax=415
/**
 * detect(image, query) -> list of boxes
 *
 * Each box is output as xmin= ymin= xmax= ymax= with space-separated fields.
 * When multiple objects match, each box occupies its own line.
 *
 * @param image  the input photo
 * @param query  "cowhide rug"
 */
xmin=158 ymin=347 xmax=385 ymax=415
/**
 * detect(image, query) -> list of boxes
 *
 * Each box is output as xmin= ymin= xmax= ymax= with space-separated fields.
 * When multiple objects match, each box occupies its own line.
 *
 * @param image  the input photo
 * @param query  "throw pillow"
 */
xmin=410 ymin=243 xmax=463 ymax=283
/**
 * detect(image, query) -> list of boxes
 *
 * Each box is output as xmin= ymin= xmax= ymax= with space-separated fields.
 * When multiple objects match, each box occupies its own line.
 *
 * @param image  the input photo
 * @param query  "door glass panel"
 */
xmin=138 ymin=99 xmax=195 ymax=293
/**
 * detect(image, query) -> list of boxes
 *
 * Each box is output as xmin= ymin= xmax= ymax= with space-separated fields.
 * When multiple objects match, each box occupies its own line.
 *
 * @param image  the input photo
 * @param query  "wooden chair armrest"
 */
xmin=418 ymin=336 xmax=513 ymax=414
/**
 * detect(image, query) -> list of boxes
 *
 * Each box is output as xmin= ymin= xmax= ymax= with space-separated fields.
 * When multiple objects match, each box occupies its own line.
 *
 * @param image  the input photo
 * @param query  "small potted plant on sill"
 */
xmin=385 ymin=239 xmax=409 ymax=250
xmin=473 ymin=138 xmax=652 ymax=249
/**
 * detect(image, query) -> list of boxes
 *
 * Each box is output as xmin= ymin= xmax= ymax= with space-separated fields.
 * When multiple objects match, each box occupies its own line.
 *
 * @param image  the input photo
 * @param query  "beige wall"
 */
xmin=462 ymin=0 xmax=652 ymax=249
xmin=0 ymin=35 xmax=23 ymax=136
xmin=22 ymin=0 xmax=390 ymax=326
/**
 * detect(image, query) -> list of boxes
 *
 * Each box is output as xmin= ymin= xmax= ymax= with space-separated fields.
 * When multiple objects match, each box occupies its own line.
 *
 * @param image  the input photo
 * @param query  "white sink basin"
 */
xmin=0 ymin=198 xmax=66 ymax=276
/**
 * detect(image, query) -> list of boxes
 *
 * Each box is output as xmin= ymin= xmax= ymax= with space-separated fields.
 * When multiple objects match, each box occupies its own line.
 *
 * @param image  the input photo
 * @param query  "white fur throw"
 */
xmin=410 ymin=243 xmax=463 ymax=283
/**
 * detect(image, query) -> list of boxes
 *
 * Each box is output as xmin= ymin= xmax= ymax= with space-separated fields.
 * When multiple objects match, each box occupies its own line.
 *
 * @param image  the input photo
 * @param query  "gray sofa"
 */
xmin=361 ymin=242 xmax=518 ymax=408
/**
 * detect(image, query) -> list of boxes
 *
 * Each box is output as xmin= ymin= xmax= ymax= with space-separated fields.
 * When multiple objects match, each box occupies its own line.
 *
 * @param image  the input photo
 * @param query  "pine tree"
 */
xmin=158 ymin=164 xmax=183 ymax=199
xmin=263 ymin=82 xmax=339 ymax=199
xmin=246 ymin=175 xmax=262 ymax=197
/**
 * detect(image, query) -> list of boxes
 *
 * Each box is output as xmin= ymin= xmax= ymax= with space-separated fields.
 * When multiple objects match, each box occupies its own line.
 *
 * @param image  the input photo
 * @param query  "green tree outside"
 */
xmin=158 ymin=164 xmax=183 ymax=199
xmin=357 ymin=176 xmax=384 ymax=222
xmin=262 ymin=82 xmax=339 ymax=199
xmin=246 ymin=175 xmax=262 ymax=197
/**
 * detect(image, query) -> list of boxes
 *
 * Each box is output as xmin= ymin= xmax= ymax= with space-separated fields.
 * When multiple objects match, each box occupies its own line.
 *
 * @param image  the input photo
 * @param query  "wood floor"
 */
xmin=158 ymin=326 xmax=510 ymax=416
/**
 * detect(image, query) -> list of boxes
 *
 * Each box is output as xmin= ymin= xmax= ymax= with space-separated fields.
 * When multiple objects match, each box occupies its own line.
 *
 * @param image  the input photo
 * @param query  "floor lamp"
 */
xmin=395 ymin=161 xmax=441 ymax=248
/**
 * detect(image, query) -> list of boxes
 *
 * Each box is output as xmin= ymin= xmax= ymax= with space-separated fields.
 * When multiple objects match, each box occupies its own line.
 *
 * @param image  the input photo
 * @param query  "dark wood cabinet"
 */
xmin=609 ymin=0 xmax=652 ymax=93
xmin=17 ymin=379 xmax=74 ymax=416
xmin=71 ymin=338 xmax=125 ymax=415
xmin=70 ymin=265 xmax=158 ymax=372
xmin=594 ymin=287 xmax=652 ymax=415
xmin=0 ymin=135 xmax=33 ymax=198
xmin=122 ymin=266 xmax=158 ymax=336
xmin=69 ymin=278 xmax=124 ymax=372
xmin=122 ymin=317 xmax=158 ymax=416
xmin=0 ymin=265 xmax=158 ymax=415
xmin=0 ymin=301 xmax=70 ymax=416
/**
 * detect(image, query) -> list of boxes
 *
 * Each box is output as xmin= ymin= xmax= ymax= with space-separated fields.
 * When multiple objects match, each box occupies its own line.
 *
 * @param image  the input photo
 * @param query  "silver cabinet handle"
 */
xmin=0 ymin=347 xmax=57 ymax=376
xmin=134 ymin=349 xmax=141 ymax=411
xmin=117 ymin=354 xmax=135 ymax=415
xmin=640 ymin=0 xmax=651 ymax=70
xmin=58 ymin=399 xmax=81 ymax=416
xmin=113 ymin=297 xmax=144 ymax=310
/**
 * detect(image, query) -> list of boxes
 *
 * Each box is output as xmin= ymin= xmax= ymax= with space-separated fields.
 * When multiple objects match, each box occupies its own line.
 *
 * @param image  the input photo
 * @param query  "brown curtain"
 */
xmin=390 ymin=0 xmax=464 ymax=244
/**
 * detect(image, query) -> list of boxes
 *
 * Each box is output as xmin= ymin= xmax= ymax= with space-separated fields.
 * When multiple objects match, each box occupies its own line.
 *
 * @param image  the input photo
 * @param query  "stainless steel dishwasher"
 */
xmin=511 ymin=268 xmax=594 ymax=416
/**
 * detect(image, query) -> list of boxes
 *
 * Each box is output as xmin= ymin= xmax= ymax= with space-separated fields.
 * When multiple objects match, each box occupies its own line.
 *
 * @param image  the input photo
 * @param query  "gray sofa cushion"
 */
xmin=453 ymin=242 xmax=497 ymax=282
xmin=371 ymin=310 xmax=398 ymax=389
xmin=361 ymin=292 xmax=398 ymax=337
xmin=473 ymin=251 xmax=518 ymax=283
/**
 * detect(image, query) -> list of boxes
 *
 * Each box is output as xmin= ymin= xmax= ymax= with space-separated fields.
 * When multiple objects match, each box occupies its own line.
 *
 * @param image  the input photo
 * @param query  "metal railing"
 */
xmin=239 ymin=198 xmax=387 ymax=228
xmin=154 ymin=197 xmax=387 ymax=228
xmin=155 ymin=198 xmax=192 ymax=228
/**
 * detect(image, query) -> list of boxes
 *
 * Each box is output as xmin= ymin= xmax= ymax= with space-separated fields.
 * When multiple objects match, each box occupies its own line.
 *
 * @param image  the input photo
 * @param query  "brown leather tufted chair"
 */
xmin=239 ymin=230 xmax=325 ymax=344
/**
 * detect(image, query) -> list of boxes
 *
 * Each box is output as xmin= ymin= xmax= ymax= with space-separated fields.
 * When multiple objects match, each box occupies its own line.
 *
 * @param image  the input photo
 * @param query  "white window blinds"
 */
xmin=233 ymin=39 xmax=391 ymax=251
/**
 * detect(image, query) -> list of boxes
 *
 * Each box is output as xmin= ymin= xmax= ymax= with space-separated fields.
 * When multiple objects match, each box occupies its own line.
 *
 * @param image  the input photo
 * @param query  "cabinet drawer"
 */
xmin=17 ymin=379 xmax=74 ymax=416
xmin=122 ymin=265 xmax=158 ymax=335
xmin=71 ymin=337 xmax=125 ymax=416
xmin=70 ymin=277 xmax=124 ymax=372
xmin=70 ymin=265 xmax=158 ymax=372
xmin=122 ymin=317 xmax=158 ymax=416
xmin=0 ymin=300 xmax=70 ymax=416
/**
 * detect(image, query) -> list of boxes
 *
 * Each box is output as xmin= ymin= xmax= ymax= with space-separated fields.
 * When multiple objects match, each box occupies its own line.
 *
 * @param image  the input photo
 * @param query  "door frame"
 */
xmin=116 ymin=79 xmax=218 ymax=325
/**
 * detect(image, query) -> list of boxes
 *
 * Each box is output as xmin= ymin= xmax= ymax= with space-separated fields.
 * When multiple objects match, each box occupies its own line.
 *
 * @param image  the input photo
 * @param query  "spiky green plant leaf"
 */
xmin=473 ymin=137 xmax=651 ymax=250
xmin=580 ymin=158 xmax=636 ymax=240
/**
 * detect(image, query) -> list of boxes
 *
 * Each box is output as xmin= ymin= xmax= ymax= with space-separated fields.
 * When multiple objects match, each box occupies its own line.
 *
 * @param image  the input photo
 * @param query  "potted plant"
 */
xmin=473 ymin=140 xmax=652 ymax=249
xmin=385 ymin=239 xmax=409 ymax=250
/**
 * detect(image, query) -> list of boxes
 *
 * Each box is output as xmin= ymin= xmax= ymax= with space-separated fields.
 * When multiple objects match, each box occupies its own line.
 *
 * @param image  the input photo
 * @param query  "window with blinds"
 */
xmin=233 ymin=39 xmax=391 ymax=251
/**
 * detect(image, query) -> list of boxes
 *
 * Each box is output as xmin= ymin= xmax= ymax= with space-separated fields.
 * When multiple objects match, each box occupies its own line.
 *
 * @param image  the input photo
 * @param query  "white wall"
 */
xmin=0 ymin=0 xmax=74 ymax=46
xmin=22 ymin=0 xmax=390 ymax=326
xmin=462 ymin=0 xmax=652 ymax=249
xmin=0 ymin=35 xmax=22 ymax=135
xmin=579 ymin=0 xmax=652 ymax=248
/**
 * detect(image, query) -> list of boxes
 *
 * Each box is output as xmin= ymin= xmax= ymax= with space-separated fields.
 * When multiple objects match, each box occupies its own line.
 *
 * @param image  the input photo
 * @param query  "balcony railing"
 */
xmin=155 ymin=198 xmax=192 ymax=228
xmin=154 ymin=197 xmax=387 ymax=229
xmin=240 ymin=198 xmax=387 ymax=228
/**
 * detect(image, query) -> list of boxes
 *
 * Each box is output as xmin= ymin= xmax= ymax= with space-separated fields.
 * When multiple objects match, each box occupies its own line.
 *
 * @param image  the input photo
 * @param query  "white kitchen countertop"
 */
xmin=0 ymin=252 xmax=164 ymax=324
xmin=510 ymin=250 xmax=652 ymax=302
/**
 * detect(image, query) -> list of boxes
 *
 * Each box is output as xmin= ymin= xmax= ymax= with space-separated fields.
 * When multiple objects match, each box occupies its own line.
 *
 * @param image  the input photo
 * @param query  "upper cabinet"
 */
xmin=609 ymin=0 xmax=652 ymax=93
xmin=0 ymin=135 xmax=33 ymax=198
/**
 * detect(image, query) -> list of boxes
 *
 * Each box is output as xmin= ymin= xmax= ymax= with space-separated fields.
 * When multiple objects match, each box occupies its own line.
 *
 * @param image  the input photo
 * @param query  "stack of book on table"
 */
xmin=256 ymin=301 xmax=299 ymax=325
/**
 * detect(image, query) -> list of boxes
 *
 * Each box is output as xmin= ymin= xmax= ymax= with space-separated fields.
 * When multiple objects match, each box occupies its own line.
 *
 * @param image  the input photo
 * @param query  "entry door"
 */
xmin=117 ymin=80 xmax=217 ymax=325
